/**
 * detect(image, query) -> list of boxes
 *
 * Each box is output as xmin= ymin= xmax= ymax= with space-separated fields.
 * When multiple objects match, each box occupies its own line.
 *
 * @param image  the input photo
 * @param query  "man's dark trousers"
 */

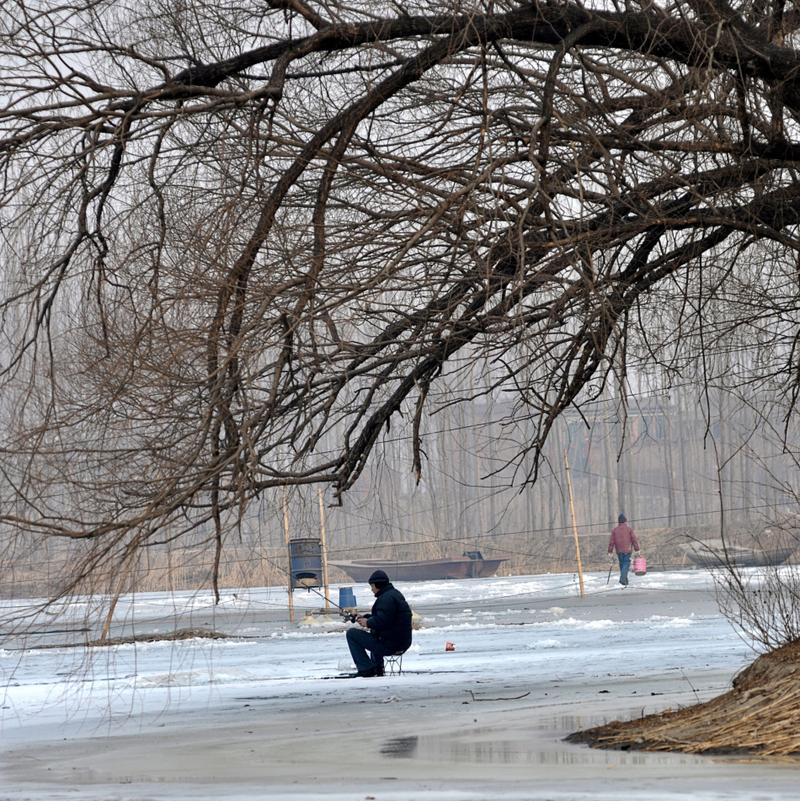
xmin=346 ymin=627 xmax=393 ymax=673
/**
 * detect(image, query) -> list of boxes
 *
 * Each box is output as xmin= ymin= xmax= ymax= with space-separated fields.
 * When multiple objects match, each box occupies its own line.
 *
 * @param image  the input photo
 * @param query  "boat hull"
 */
xmin=329 ymin=557 xmax=506 ymax=583
xmin=684 ymin=546 xmax=794 ymax=569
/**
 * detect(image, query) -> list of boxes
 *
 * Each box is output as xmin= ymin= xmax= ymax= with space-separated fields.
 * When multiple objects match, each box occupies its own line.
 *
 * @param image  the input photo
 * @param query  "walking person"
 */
xmin=608 ymin=513 xmax=641 ymax=587
xmin=345 ymin=569 xmax=412 ymax=677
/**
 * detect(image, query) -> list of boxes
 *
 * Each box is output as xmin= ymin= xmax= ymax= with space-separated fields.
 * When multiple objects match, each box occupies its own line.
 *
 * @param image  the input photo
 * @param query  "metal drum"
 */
xmin=288 ymin=538 xmax=323 ymax=589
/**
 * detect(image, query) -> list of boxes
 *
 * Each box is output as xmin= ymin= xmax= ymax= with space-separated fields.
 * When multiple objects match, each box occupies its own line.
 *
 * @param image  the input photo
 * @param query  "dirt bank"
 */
xmin=567 ymin=639 xmax=800 ymax=757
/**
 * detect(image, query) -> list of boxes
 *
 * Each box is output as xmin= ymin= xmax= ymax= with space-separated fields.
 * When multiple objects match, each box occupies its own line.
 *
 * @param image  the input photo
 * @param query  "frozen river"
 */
xmin=1 ymin=568 xmax=798 ymax=800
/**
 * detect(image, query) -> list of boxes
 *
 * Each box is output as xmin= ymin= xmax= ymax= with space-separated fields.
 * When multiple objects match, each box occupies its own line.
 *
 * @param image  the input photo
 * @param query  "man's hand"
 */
xmin=356 ymin=615 xmax=368 ymax=628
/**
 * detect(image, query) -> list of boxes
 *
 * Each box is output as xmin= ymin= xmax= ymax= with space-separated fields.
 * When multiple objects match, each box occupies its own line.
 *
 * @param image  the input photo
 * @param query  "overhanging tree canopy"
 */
xmin=2 ymin=0 xmax=800 ymax=593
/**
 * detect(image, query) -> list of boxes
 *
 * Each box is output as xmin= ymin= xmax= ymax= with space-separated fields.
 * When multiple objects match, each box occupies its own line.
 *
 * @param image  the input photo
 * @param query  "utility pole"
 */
xmin=282 ymin=490 xmax=295 ymax=623
xmin=318 ymin=488 xmax=330 ymax=612
xmin=564 ymin=450 xmax=586 ymax=598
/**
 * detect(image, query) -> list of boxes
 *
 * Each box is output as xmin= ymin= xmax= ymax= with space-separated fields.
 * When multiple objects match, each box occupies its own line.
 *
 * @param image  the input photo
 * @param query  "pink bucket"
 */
xmin=633 ymin=554 xmax=647 ymax=576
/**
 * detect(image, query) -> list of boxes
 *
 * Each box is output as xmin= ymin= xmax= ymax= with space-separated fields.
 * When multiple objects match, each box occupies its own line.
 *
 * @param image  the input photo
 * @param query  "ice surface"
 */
xmin=1 ymin=568 xmax=798 ymax=800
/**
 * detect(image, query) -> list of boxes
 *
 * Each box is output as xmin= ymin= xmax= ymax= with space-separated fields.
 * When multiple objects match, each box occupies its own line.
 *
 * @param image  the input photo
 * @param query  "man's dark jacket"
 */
xmin=366 ymin=583 xmax=412 ymax=653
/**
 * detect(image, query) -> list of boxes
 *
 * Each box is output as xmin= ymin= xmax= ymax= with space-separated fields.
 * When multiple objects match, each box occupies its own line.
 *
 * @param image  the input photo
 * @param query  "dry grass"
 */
xmin=25 ymin=628 xmax=229 ymax=650
xmin=567 ymin=639 xmax=800 ymax=757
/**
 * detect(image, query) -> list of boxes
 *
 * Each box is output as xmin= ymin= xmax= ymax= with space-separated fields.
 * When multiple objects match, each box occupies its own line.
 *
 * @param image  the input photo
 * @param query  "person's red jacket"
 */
xmin=608 ymin=523 xmax=640 ymax=554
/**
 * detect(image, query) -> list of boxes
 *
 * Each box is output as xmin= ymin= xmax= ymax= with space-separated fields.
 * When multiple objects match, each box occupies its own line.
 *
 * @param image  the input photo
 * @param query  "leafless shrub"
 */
xmin=713 ymin=520 xmax=800 ymax=650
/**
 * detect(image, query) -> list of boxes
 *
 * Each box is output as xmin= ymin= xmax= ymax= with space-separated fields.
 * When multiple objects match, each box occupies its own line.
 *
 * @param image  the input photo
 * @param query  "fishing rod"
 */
xmin=305 ymin=584 xmax=362 ymax=622
xmin=251 ymin=548 xmax=362 ymax=620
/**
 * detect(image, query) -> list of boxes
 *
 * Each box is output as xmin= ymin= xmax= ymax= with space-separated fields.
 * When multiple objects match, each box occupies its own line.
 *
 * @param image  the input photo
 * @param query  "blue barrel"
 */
xmin=288 ymin=538 xmax=323 ymax=589
xmin=338 ymin=587 xmax=356 ymax=608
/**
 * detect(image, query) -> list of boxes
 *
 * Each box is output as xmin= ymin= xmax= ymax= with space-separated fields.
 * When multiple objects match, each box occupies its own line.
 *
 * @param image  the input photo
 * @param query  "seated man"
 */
xmin=345 ymin=569 xmax=412 ymax=678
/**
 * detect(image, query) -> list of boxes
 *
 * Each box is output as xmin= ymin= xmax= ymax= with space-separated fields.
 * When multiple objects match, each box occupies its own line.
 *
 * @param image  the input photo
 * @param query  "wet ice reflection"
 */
xmin=380 ymin=733 xmax=712 ymax=766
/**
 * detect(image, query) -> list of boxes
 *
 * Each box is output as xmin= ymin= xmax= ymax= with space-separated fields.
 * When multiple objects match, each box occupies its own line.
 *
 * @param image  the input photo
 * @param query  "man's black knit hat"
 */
xmin=368 ymin=569 xmax=390 ymax=585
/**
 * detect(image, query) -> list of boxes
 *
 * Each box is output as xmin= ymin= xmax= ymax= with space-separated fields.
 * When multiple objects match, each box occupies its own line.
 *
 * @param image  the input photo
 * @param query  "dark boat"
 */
xmin=682 ymin=540 xmax=795 ymax=569
xmin=329 ymin=551 xmax=507 ymax=582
